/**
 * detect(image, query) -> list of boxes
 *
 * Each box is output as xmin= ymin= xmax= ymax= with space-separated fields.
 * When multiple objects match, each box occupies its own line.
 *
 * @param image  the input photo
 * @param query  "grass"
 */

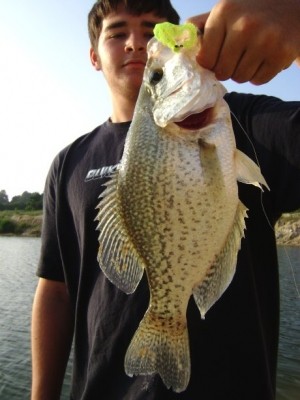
xmin=0 ymin=210 xmax=42 ymax=236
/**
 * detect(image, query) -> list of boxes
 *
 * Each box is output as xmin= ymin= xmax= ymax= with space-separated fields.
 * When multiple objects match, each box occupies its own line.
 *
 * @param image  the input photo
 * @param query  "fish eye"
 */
xmin=149 ymin=68 xmax=163 ymax=85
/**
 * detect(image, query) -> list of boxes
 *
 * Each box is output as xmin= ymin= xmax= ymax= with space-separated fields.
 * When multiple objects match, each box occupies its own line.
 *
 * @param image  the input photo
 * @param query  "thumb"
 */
xmin=186 ymin=12 xmax=210 ymax=34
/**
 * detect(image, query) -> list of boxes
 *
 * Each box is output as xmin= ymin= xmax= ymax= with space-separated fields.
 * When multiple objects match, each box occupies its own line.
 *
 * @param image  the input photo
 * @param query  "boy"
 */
xmin=31 ymin=1 xmax=300 ymax=399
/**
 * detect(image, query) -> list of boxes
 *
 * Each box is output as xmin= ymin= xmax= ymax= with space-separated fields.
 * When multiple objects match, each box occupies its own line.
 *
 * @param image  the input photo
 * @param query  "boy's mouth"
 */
xmin=123 ymin=59 xmax=146 ymax=67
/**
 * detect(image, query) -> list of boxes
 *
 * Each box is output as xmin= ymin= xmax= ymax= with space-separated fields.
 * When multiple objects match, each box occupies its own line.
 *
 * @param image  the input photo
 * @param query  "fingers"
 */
xmin=186 ymin=12 xmax=210 ymax=35
xmin=213 ymin=21 xmax=293 ymax=84
xmin=189 ymin=10 xmax=226 ymax=71
xmin=189 ymin=0 xmax=300 ymax=85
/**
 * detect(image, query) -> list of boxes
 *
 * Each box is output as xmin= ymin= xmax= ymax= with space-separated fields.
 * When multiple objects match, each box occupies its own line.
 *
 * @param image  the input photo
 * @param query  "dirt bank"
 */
xmin=275 ymin=214 xmax=300 ymax=246
xmin=0 ymin=212 xmax=42 ymax=237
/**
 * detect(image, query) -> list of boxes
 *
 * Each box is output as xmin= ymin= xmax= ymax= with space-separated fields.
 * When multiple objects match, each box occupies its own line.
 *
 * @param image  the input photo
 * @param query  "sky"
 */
xmin=0 ymin=0 xmax=299 ymax=199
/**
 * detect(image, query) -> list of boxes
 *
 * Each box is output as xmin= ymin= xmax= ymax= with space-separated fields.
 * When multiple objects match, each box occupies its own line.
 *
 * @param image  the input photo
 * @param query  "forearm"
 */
xmin=31 ymin=278 xmax=74 ymax=400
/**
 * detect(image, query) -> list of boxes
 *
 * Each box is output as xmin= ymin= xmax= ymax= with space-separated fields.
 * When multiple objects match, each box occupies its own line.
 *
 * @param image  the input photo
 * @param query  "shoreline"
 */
xmin=275 ymin=213 xmax=300 ymax=246
xmin=0 ymin=212 xmax=299 ymax=246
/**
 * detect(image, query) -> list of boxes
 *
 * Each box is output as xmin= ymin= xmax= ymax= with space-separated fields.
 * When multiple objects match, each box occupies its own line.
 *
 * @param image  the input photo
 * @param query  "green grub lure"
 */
xmin=153 ymin=22 xmax=198 ymax=52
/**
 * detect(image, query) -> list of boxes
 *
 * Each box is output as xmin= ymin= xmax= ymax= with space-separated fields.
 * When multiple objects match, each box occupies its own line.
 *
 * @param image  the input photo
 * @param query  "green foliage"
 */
xmin=0 ymin=190 xmax=43 ymax=235
xmin=0 ymin=211 xmax=41 ymax=235
xmin=0 ymin=218 xmax=30 ymax=234
xmin=0 ymin=190 xmax=43 ymax=211
xmin=0 ymin=190 xmax=9 ymax=210
xmin=0 ymin=218 xmax=17 ymax=233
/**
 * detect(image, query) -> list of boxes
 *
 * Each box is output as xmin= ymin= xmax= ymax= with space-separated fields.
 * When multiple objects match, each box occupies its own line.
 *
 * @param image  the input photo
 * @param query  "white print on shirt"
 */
xmin=85 ymin=164 xmax=119 ymax=182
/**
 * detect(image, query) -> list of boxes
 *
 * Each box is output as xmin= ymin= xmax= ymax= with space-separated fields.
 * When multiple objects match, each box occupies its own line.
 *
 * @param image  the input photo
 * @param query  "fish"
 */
xmin=95 ymin=24 xmax=269 ymax=393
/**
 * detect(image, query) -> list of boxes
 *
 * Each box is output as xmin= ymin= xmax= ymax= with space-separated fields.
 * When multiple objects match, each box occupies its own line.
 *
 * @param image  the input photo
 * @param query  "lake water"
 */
xmin=0 ymin=237 xmax=299 ymax=399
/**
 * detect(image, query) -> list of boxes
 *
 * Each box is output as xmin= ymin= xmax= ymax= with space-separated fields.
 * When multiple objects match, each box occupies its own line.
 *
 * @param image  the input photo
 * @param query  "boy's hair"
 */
xmin=88 ymin=0 xmax=180 ymax=51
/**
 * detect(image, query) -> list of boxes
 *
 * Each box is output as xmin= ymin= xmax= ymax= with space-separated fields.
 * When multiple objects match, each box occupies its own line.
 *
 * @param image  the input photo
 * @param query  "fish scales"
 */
xmin=96 ymin=24 xmax=269 ymax=393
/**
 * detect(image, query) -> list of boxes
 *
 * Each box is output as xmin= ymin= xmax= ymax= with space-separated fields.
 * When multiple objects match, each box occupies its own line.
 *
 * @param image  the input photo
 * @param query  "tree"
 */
xmin=7 ymin=191 xmax=43 ymax=210
xmin=0 ymin=190 xmax=43 ymax=211
xmin=0 ymin=190 xmax=9 ymax=210
xmin=26 ymin=192 xmax=43 ymax=210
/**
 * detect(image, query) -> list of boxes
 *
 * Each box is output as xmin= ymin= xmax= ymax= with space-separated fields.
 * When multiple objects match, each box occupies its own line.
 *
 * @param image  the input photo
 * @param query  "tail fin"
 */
xmin=125 ymin=310 xmax=190 ymax=393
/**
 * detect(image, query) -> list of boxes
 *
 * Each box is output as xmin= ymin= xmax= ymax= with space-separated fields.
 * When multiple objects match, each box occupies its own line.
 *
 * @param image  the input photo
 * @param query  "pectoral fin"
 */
xmin=95 ymin=171 xmax=144 ymax=294
xmin=235 ymin=149 xmax=270 ymax=191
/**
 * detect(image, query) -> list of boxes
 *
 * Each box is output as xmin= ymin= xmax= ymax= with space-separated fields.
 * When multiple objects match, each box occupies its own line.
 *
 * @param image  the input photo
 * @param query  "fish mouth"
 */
xmin=174 ymin=107 xmax=214 ymax=130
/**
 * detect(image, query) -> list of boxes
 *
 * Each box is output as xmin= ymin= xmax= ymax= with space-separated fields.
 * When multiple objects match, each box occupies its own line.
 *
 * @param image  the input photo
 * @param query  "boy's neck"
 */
xmin=110 ymin=91 xmax=138 ymax=123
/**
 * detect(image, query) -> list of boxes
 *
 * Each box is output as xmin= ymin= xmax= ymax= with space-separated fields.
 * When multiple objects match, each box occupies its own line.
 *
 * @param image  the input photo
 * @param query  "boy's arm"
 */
xmin=31 ymin=278 xmax=74 ymax=400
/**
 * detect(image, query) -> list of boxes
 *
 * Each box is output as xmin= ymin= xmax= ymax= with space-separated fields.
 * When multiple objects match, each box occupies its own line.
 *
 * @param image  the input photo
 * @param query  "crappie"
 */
xmin=96 ymin=25 xmax=269 ymax=393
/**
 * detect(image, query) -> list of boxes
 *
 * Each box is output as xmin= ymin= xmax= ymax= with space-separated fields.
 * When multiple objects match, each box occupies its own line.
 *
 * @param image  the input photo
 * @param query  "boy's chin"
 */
xmin=125 ymin=75 xmax=144 ymax=91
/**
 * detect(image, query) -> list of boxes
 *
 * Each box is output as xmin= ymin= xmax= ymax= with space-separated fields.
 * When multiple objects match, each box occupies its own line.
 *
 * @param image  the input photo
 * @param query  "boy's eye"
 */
xmin=145 ymin=32 xmax=154 ymax=39
xmin=109 ymin=32 xmax=126 ymax=39
xmin=107 ymin=30 xmax=154 ymax=40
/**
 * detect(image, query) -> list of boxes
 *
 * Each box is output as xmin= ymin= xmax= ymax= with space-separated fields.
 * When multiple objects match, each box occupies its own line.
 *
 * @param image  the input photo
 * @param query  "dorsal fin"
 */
xmin=95 ymin=170 xmax=145 ymax=294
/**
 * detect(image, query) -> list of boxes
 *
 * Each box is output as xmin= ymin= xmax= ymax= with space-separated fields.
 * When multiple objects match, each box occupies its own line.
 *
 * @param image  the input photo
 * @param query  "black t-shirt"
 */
xmin=37 ymin=92 xmax=300 ymax=400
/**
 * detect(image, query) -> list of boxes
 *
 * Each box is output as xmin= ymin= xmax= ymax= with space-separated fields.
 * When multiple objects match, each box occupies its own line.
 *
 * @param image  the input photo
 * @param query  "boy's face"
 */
xmin=91 ymin=5 xmax=166 ymax=100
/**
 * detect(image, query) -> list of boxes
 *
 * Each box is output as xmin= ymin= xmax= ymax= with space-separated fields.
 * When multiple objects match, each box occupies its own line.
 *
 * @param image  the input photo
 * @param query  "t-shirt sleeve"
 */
xmin=226 ymin=92 xmax=300 ymax=214
xmin=36 ymin=153 xmax=65 ymax=281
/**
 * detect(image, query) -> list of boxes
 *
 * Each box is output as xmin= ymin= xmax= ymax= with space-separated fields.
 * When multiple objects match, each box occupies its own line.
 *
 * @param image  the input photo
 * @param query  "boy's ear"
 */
xmin=90 ymin=48 xmax=101 ymax=70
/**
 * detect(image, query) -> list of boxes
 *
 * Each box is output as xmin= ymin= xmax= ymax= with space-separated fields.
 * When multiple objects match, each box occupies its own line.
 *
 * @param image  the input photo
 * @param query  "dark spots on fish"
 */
xmin=166 ymin=194 xmax=175 ymax=209
xmin=177 ymin=208 xmax=184 ymax=217
xmin=176 ymin=178 xmax=186 ymax=187
xmin=184 ymin=197 xmax=192 ymax=206
xmin=174 ymin=284 xmax=186 ymax=294
xmin=206 ymin=264 xmax=217 ymax=277
xmin=181 ymin=229 xmax=189 ymax=236
xmin=176 ymin=320 xmax=183 ymax=330
xmin=160 ymin=279 xmax=172 ymax=287
xmin=192 ymin=240 xmax=199 ymax=248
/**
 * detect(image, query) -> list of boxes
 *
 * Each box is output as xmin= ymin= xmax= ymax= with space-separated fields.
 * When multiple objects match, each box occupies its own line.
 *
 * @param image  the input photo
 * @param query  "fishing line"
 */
xmin=229 ymin=110 xmax=272 ymax=225
xmin=230 ymin=110 xmax=300 ymax=299
xmin=285 ymin=249 xmax=300 ymax=298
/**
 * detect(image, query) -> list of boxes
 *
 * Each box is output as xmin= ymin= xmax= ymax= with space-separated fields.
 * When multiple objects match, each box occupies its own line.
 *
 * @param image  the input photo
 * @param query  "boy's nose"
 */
xmin=125 ymin=34 xmax=145 ymax=52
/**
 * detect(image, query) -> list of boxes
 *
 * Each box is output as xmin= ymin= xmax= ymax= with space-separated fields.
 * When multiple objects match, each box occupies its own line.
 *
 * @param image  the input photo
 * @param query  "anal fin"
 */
xmin=193 ymin=201 xmax=248 ymax=318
